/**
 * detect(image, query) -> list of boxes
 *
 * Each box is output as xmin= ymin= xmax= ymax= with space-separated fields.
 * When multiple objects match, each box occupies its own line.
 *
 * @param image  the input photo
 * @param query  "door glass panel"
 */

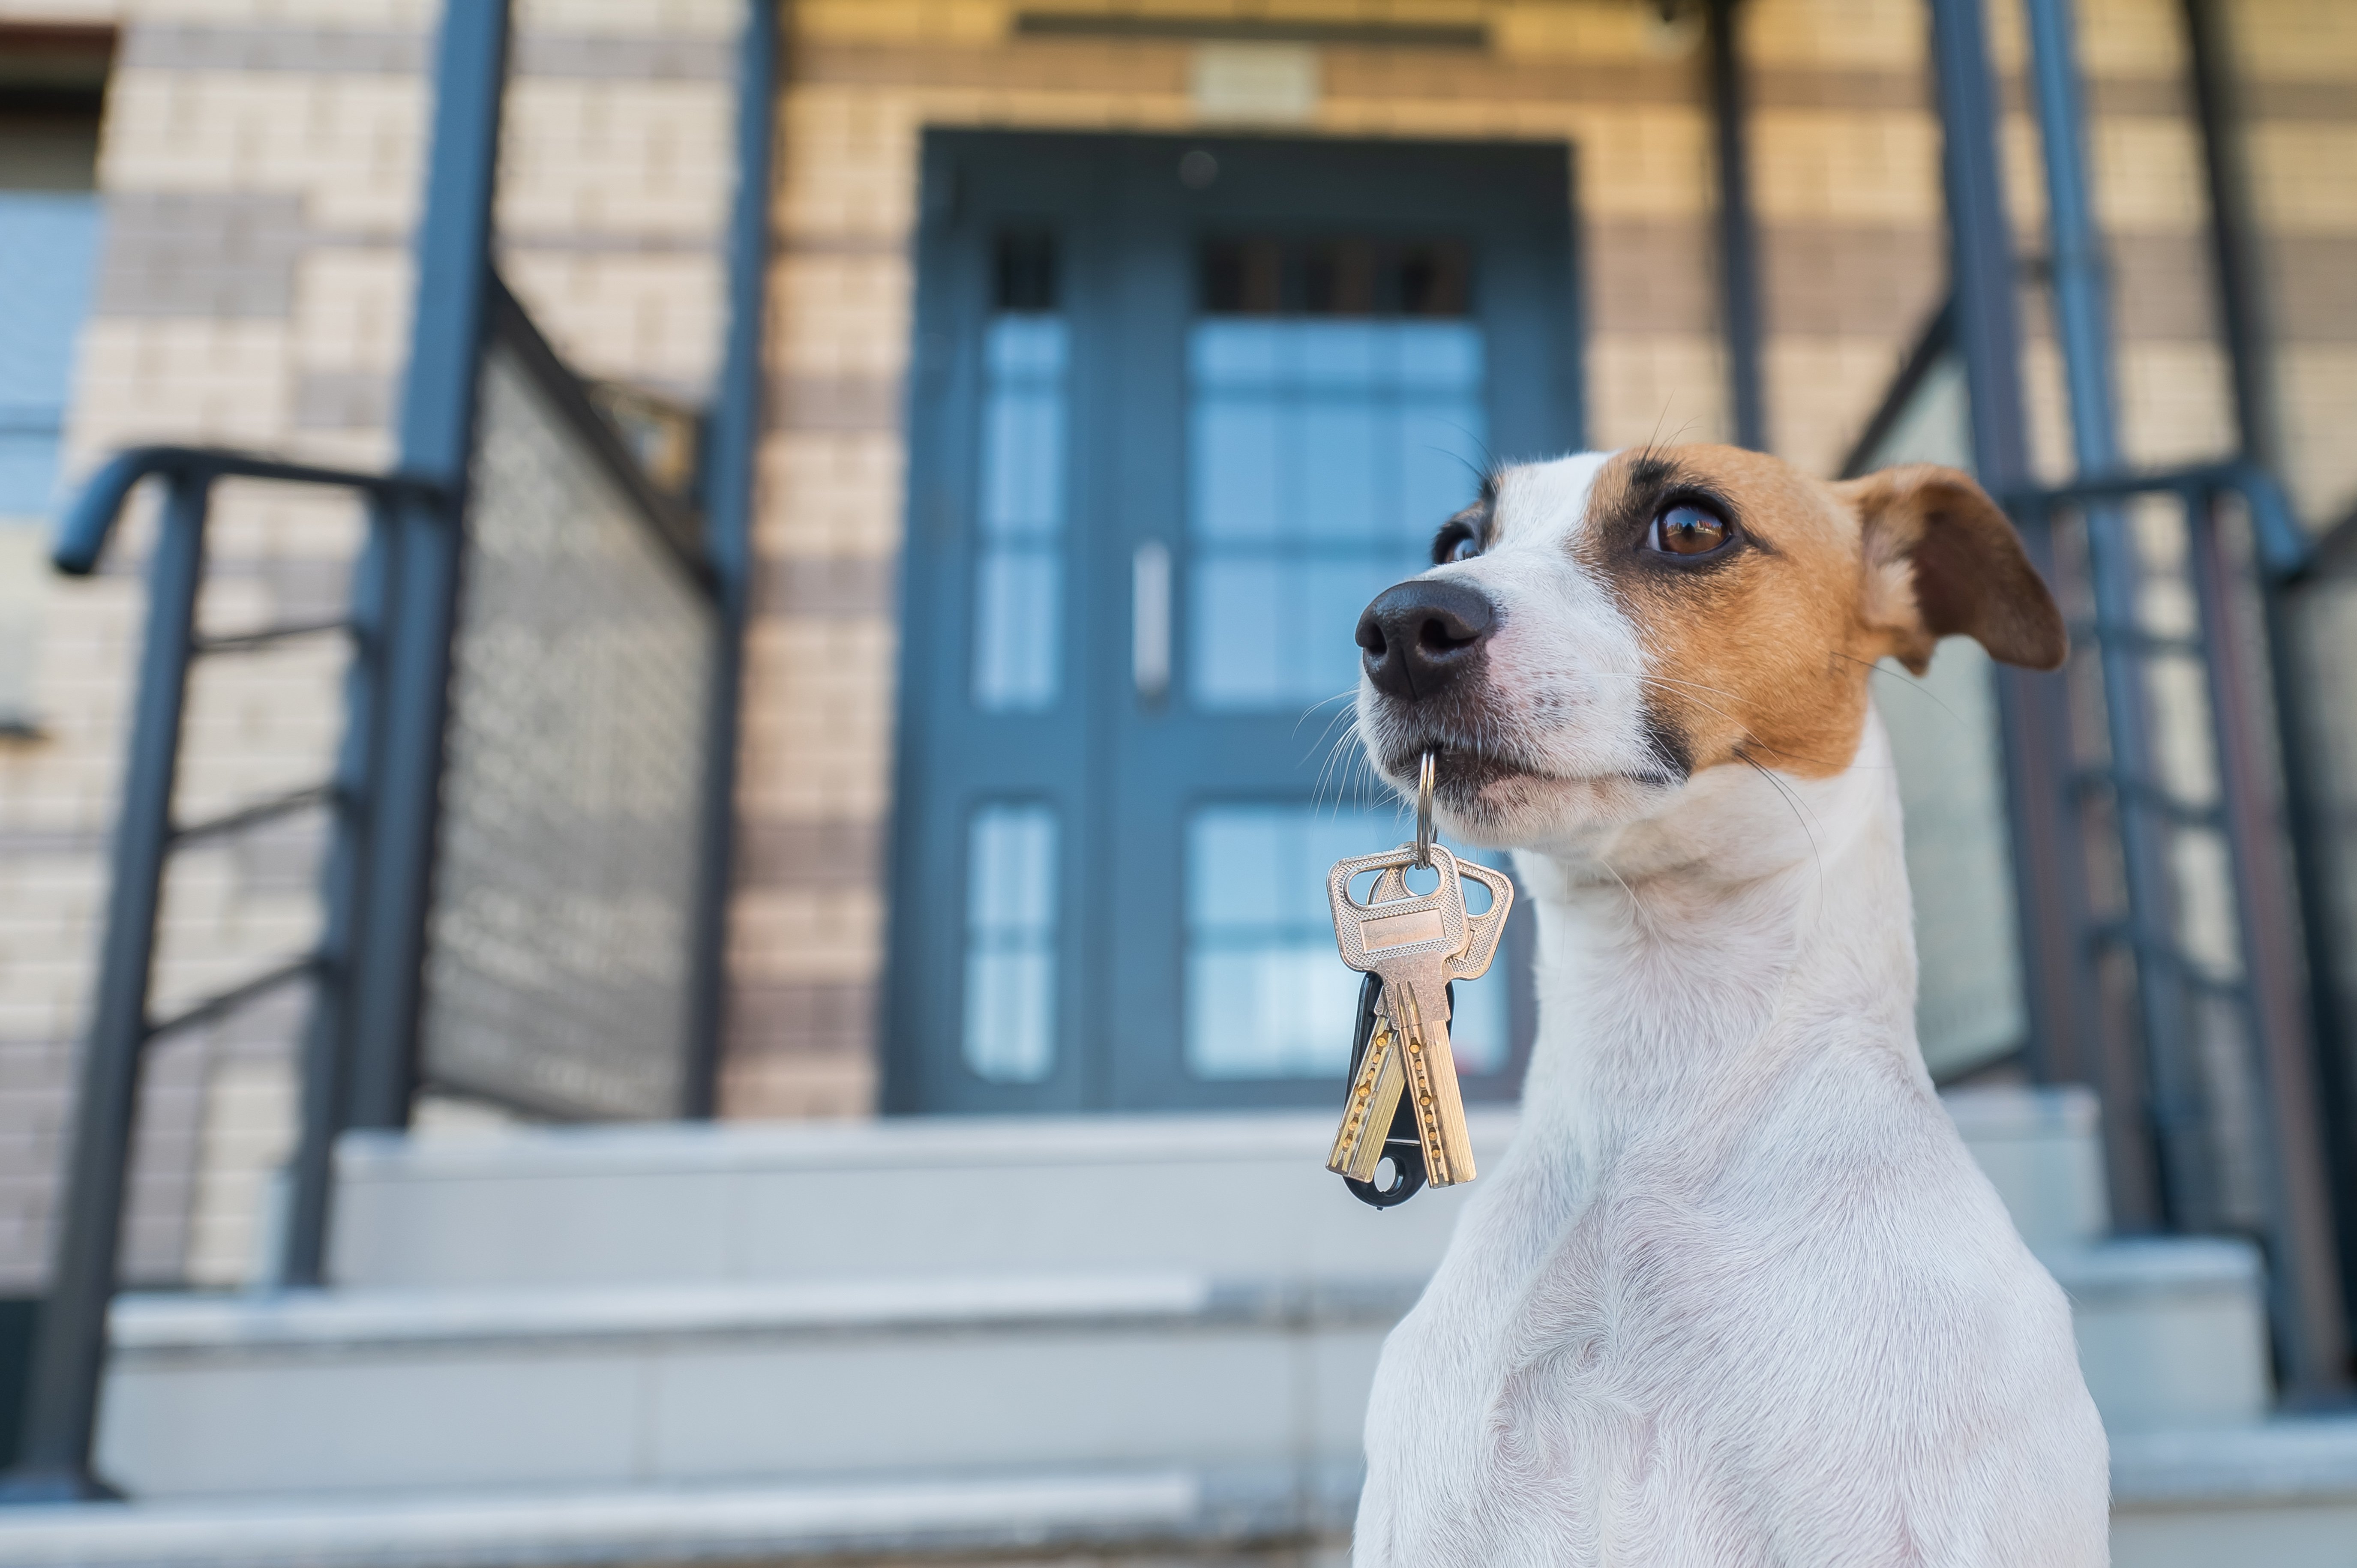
xmin=971 ymin=310 xmax=1069 ymax=712
xmin=1187 ymin=320 xmax=1486 ymax=711
xmin=963 ymin=803 xmax=1059 ymax=1082
xmin=1183 ymin=804 xmax=1507 ymax=1079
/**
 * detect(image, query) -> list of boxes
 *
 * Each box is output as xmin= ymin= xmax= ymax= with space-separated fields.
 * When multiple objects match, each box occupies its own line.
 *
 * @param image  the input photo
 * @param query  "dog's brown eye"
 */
xmin=1650 ymin=504 xmax=1730 ymax=557
xmin=1447 ymin=533 xmax=1481 ymax=563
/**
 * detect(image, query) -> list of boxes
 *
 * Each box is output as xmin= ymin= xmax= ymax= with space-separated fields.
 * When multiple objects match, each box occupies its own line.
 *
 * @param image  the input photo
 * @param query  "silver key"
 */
xmin=1325 ymin=845 xmax=1511 ymax=1188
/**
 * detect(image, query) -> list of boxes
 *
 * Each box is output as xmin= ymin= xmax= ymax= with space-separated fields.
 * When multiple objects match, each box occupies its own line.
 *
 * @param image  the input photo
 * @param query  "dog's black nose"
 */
xmin=1356 ymin=578 xmax=1497 ymax=699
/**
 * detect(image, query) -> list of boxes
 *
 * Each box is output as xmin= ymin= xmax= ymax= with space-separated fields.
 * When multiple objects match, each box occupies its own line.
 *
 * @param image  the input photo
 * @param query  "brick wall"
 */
xmin=0 ymin=0 xmax=744 ymax=1289
xmin=3 ymin=0 xmax=2350 ymax=1286
xmin=726 ymin=0 xmax=2357 ymax=1114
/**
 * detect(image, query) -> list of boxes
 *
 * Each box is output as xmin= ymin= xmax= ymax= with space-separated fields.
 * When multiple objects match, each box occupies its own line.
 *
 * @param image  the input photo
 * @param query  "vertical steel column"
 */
xmin=1 ymin=474 xmax=208 ymax=1501
xmin=2188 ymin=485 xmax=2351 ymax=1394
xmin=345 ymin=0 xmax=512 ymax=1130
xmin=1705 ymin=0 xmax=1766 ymax=452
xmin=275 ymin=505 xmax=394 ymax=1285
xmin=2180 ymin=0 xmax=2280 ymax=473
xmin=682 ymin=0 xmax=783 ymax=1117
xmin=1927 ymin=0 xmax=2111 ymax=1183
xmin=2185 ymin=0 xmax=2357 ymax=1359
xmin=2021 ymin=0 xmax=2202 ymax=1227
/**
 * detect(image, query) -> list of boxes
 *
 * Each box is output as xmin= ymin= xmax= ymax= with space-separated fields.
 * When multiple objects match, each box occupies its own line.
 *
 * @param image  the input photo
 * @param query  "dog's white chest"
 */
xmin=1350 ymin=1104 xmax=2110 ymax=1568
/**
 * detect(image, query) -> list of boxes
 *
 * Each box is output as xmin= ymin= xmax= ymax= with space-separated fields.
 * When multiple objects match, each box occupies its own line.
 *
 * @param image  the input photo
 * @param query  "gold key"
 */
xmin=1324 ymin=842 xmax=1514 ymax=1188
xmin=1324 ymin=754 xmax=1515 ymax=1194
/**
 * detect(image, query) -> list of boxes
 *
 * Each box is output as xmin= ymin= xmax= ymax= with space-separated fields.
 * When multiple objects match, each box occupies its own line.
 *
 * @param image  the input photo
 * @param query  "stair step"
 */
xmin=2111 ymin=1416 xmax=2357 ymax=1568
xmin=13 ymin=1419 xmax=2357 ymax=1568
xmin=0 ymin=1466 xmax=1348 ymax=1568
xmin=332 ymin=1091 xmax=2106 ymax=1292
xmin=99 ymin=1275 xmax=1402 ymax=1500
xmin=102 ymin=1231 xmax=2267 ymax=1501
xmin=2047 ymin=1238 xmax=2271 ymax=1433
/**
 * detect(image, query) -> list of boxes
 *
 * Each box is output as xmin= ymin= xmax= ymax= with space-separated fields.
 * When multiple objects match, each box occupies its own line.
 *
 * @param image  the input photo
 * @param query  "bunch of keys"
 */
xmin=1324 ymin=753 xmax=1513 ymax=1207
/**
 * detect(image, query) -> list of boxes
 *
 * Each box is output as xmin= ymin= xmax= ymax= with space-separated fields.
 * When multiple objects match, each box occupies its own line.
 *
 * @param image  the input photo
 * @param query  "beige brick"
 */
xmin=797 ymin=0 xmax=1007 ymax=47
xmin=291 ymin=247 xmax=414 ymax=372
xmin=499 ymin=79 xmax=734 ymax=240
xmin=720 ymin=1051 xmax=876 ymax=1120
xmin=1743 ymin=0 xmax=1922 ymax=70
xmin=2231 ymin=0 xmax=2357 ymax=81
xmin=1586 ymin=332 xmax=1728 ymax=453
xmin=771 ymin=252 xmax=913 ymax=379
xmin=754 ymin=432 xmax=906 ymax=559
xmin=728 ymin=885 xmax=885 ymax=983
xmin=519 ymin=0 xmax=738 ymax=36
xmin=1752 ymin=109 xmax=1943 ymax=226
xmin=101 ymin=70 xmax=426 ymax=235
xmin=69 ymin=319 xmax=294 ymax=450
xmin=2249 ymin=122 xmax=2357 ymax=236
xmin=2279 ymin=345 xmax=2357 ymax=526
xmin=1764 ymin=336 xmax=1924 ymax=477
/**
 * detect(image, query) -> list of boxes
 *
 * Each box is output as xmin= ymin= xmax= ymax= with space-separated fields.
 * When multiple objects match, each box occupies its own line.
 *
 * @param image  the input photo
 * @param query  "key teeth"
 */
xmin=1327 ymin=1025 xmax=1401 ymax=1181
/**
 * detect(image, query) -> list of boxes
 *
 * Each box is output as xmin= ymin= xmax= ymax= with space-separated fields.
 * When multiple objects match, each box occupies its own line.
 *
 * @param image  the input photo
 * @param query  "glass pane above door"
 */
xmin=1187 ymin=319 xmax=1487 ymax=713
xmin=1183 ymin=803 xmax=1508 ymax=1080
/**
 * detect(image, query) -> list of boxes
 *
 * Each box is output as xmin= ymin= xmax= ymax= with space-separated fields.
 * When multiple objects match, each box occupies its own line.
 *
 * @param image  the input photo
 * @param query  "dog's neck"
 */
xmin=1506 ymin=708 xmax=1925 ymax=1162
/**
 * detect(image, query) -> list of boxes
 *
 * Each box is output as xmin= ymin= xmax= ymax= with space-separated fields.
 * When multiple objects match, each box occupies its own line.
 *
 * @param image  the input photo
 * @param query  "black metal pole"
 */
xmin=1926 ymin=0 xmax=2118 ymax=1202
xmin=1705 ymin=0 xmax=1766 ymax=452
xmin=682 ymin=0 xmax=783 ymax=1118
xmin=2180 ymin=0 xmax=2279 ymax=474
xmin=2021 ymin=0 xmax=2206 ymax=1229
xmin=345 ymin=0 xmax=512 ymax=1129
xmin=1 ymin=473 xmax=209 ymax=1502
xmin=2188 ymin=485 xmax=2351 ymax=1395
xmin=276 ymin=503 xmax=395 ymax=1286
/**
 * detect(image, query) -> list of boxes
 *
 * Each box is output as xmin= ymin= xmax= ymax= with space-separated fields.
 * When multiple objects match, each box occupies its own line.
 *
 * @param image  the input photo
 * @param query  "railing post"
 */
xmin=1 ymin=471 xmax=209 ymax=1502
xmin=1704 ymin=0 xmax=1765 ymax=453
xmin=276 ymin=504 xmax=394 ymax=1286
xmin=2189 ymin=485 xmax=2350 ymax=1396
xmin=682 ymin=0 xmax=783 ymax=1117
xmin=345 ymin=0 xmax=512 ymax=1130
xmin=2021 ymin=0 xmax=2205 ymax=1233
xmin=1927 ymin=0 xmax=2113 ymax=1191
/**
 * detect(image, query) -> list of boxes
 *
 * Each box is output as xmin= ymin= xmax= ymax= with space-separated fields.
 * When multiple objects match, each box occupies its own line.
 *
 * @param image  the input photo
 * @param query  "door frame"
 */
xmin=883 ymin=127 xmax=1584 ymax=1116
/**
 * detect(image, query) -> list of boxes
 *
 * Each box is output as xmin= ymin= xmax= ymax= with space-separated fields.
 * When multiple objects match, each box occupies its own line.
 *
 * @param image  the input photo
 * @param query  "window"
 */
xmin=0 ymin=28 xmax=110 ymax=734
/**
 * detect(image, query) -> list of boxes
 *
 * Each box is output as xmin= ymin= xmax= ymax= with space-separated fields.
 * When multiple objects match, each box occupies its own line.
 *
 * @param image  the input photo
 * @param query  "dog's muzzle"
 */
xmin=1355 ymin=578 xmax=1498 ymax=702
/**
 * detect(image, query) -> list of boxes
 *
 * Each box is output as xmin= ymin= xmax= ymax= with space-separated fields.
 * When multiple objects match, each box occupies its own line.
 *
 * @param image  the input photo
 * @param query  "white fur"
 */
xmin=1349 ymin=454 xmax=2109 ymax=1567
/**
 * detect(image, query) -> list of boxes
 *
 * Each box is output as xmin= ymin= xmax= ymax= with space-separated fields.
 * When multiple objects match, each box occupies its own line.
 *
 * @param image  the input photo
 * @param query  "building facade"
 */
xmin=0 ymin=0 xmax=2352 ymax=1310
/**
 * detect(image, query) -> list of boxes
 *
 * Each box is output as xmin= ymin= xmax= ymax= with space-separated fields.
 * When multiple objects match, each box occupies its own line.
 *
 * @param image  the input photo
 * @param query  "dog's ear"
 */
xmin=1833 ymin=463 xmax=2068 ymax=676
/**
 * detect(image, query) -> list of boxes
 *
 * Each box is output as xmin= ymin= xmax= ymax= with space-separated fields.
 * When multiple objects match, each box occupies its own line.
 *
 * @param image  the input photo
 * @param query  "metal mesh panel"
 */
xmin=420 ymin=338 xmax=715 ymax=1118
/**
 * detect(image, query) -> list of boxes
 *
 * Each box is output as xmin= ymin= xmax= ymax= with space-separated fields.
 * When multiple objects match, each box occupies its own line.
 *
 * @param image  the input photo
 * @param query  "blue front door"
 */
xmin=888 ymin=131 xmax=1580 ymax=1114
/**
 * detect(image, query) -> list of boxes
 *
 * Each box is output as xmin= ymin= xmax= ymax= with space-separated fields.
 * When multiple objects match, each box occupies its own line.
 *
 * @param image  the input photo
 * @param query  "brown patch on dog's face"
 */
xmin=1571 ymin=445 xmax=1887 ymax=780
xmin=1568 ymin=444 xmax=2065 ymax=780
xmin=1352 ymin=442 xmax=2064 ymax=842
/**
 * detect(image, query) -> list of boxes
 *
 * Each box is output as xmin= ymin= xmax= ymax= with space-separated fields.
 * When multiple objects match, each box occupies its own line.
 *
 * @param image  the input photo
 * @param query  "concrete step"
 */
xmin=10 ymin=1420 xmax=2357 ymax=1568
xmin=0 ymin=1466 xmax=1351 ymax=1568
xmin=98 ymin=1274 xmax=1398 ymax=1501
xmin=2047 ymin=1238 xmax=2270 ymax=1433
xmin=331 ymin=1090 xmax=2107 ymax=1292
xmin=100 ymin=1235 xmax=2263 ymax=1501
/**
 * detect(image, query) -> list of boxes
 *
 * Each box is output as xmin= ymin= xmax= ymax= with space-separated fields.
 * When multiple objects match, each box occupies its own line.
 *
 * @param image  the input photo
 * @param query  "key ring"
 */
xmin=1414 ymin=751 xmax=1436 ymax=869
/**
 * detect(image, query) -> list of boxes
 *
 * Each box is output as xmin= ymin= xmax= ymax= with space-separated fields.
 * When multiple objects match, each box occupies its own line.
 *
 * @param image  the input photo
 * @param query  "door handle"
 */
xmin=1133 ymin=540 xmax=1171 ymax=704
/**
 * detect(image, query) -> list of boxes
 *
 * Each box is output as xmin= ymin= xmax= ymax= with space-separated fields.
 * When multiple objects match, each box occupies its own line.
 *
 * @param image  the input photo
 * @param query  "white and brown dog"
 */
xmin=1349 ymin=445 xmax=2108 ymax=1566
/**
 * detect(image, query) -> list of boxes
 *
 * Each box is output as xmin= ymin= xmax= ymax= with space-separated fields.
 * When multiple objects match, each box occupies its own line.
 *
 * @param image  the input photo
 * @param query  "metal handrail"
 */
xmin=2004 ymin=460 xmax=2347 ymax=1397
xmin=0 ymin=450 xmax=450 ymax=1503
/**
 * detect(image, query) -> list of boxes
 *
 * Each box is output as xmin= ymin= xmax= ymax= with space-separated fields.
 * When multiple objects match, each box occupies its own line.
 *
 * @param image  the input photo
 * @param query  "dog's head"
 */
xmin=1352 ymin=444 xmax=2065 ymax=855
